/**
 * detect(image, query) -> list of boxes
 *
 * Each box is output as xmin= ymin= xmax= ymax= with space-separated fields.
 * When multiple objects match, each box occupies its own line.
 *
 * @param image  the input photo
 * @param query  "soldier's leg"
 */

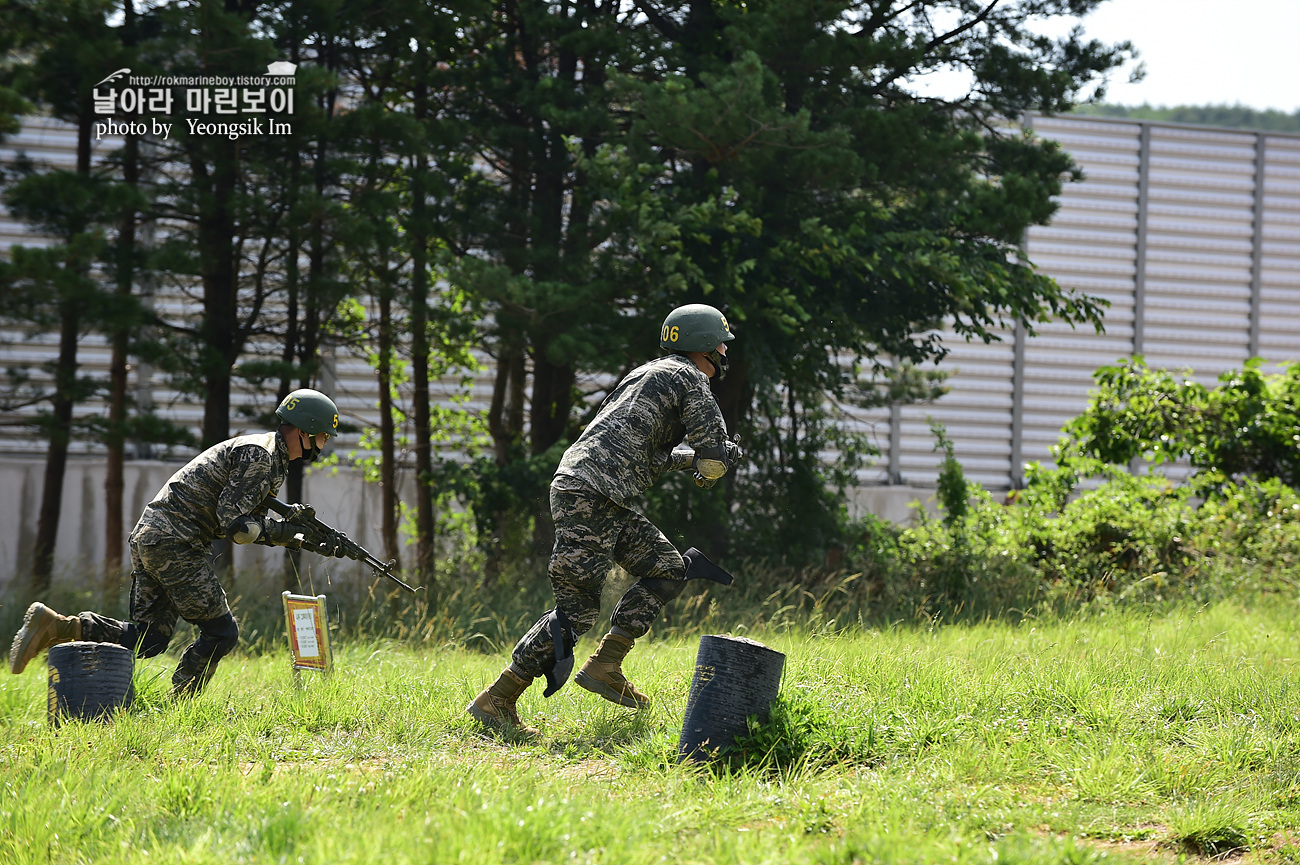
xmin=574 ymin=513 xmax=683 ymax=707
xmin=8 ymin=604 xmax=82 ymax=675
xmin=469 ymin=485 xmax=621 ymax=734
xmin=510 ymin=486 xmax=620 ymax=682
xmin=7 ymin=541 xmax=173 ymax=674
xmin=135 ymin=539 xmax=239 ymax=696
xmin=78 ymin=538 xmax=178 ymax=658
xmin=609 ymin=514 xmax=686 ymax=638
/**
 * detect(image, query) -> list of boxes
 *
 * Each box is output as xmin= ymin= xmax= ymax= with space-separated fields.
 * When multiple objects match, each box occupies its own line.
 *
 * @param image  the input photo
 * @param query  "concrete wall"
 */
xmin=0 ymin=454 xmax=417 ymax=595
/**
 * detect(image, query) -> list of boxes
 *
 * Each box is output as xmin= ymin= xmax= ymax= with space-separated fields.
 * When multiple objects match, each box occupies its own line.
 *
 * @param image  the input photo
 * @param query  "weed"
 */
xmin=1167 ymin=801 xmax=1253 ymax=855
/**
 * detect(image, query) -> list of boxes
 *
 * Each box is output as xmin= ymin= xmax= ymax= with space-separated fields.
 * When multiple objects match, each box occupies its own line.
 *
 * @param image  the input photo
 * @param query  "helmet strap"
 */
xmin=296 ymin=428 xmax=323 ymax=463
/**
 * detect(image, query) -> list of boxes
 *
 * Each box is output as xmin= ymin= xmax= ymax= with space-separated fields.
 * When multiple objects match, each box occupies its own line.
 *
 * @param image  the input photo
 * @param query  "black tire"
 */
xmin=677 ymin=635 xmax=785 ymax=762
xmin=47 ymin=641 xmax=134 ymax=726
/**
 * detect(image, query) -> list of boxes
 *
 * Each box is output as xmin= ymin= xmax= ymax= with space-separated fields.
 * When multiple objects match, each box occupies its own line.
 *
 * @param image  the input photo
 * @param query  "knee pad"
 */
xmin=635 ymin=546 xmax=735 ymax=603
xmin=195 ymin=613 xmax=240 ymax=660
xmin=634 ymin=575 xmax=689 ymax=604
xmin=516 ymin=608 xmax=578 ymax=698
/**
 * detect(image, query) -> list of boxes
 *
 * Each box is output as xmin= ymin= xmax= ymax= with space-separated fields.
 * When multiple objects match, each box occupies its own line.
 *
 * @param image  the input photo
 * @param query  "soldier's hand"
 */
xmin=285 ymin=502 xmax=316 ymax=522
xmin=724 ymin=437 xmax=744 ymax=468
xmin=306 ymin=535 xmax=347 ymax=558
xmin=262 ymin=518 xmax=305 ymax=548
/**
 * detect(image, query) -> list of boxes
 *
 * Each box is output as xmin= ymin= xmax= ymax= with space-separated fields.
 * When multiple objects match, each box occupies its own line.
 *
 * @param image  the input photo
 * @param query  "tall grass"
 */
xmin=2 ymin=600 xmax=1298 ymax=863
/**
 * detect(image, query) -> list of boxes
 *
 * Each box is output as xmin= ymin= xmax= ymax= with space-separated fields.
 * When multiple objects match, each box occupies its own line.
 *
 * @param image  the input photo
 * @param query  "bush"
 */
xmin=850 ymin=397 xmax=1300 ymax=618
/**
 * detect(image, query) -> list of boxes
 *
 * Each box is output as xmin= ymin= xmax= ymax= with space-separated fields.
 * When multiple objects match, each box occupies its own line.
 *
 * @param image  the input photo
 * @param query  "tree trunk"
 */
xmin=31 ymin=303 xmax=81 ymax=593
xmin=527 ymin=346 xmax=573 ymax=554
xmin=198 ymin=138 xmax=238 ymax=447
xmin=30 ymin=103 xmax=94 ymax=594
xmin=487 ymin=333 xmax=526 ymax=465
xmin=528 ymin=344 xmax=574 ymax=455
xmin=377 ymin=285 xmax=401 ymax=568
xmin=279 ymin=39 xmax=303 ymax=590
xmin=106 ymin=0 xmax=140 ymax=596
xmin=104 ymin=125 xmax=137 ymax=601
xmin=409 ymin=61 xmax=435 ymax=578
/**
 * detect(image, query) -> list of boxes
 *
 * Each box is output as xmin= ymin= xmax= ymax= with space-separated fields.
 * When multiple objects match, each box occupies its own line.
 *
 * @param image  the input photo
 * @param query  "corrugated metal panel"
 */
xmin=1258 ymin=135 xmax=1300 ymax=366
xmin=0 ymin=116 xmax=493 ymax=465
xmin=894 ymin=334 xmax=1015 ymax=489
xmin=1140 ymin=125 xmax=1256 ymax=380
xmin=1020 ymin=115 xmax=1142 ymax=475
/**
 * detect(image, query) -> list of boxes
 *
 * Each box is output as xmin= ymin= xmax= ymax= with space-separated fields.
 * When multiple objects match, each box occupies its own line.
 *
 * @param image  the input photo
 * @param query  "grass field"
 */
xmin=3 ymin=600 xmax=1300 ymax=864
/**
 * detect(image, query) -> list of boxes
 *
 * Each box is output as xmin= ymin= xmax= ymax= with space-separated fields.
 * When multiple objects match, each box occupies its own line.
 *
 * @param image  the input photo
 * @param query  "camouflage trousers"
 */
xmin=511 ymin=481 xmax=685 ymax=678
xmin=80 ymin=528 xmax=237 ymax=693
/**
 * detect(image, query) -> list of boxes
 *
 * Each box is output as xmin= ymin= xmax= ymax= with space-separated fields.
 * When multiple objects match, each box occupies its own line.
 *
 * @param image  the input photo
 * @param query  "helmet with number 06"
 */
xmin=659 ymin=304 xmax=735 ymax=353
xmin=275 ymin=388 xmax=340 ymax=438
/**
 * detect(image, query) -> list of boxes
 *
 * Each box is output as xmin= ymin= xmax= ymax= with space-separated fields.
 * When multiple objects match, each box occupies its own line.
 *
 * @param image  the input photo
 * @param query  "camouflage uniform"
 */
xmin=80 ymin=432 xmax=290 ymax=692
xmin=511 ymin=354 xmax=727 ymax=677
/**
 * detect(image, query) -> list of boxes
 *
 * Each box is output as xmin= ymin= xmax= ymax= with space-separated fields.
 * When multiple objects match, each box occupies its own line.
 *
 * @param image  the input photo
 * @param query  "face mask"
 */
xmin=301 ymin=433 xmax=323 ymax=463
xmin=707 ymin=349 xmax=729 ymax=381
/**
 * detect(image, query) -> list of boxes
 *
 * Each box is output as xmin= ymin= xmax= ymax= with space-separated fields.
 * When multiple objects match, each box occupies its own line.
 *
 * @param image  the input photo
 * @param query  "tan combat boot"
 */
xmin=467 ymin=667 xmax=540 ymax=738
xmin=9 ymin=603 xmax=81 ymax=674
xmin=575 ymin=632 xmax=650 ymax=708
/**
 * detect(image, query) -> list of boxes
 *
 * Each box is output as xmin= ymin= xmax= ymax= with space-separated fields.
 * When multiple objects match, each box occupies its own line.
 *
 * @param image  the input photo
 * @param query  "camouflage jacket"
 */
xmin=132 ymin=431 xmax=290 ymax=544
xmin=554 ymin=354 xmax=727 ymax=504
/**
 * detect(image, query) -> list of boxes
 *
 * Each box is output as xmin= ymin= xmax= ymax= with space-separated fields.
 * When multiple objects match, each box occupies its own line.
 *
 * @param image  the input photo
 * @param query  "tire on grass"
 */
xmin=47 ymin=641 xmax=134 ymax=726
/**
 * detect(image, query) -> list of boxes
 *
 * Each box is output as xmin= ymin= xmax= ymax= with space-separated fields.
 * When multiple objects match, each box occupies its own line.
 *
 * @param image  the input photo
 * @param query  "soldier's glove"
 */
xmin=284 ymin=502 xmax=315 ymax=521
xmin=261 ymin=518 xmax=305 ymax=549
xmin=301 ymin=535 xmax=348 ymax=558
xmin=692 ymin=443 xmax=730 ymax=489
xmin=724 ymin=436 xmax=744 ymax=468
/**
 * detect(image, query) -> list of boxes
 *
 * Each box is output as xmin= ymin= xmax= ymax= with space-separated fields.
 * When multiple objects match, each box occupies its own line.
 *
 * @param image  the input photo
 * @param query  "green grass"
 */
xmin=3 ymin=601 xmax=1300 ymax=863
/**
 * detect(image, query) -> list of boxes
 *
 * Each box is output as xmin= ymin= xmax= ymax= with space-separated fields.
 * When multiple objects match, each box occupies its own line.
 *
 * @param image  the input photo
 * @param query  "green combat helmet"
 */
xmin=276 ymin=389 xmax=339 ymax=462
xmin=660 ymin=303 xmax=735 ymax=379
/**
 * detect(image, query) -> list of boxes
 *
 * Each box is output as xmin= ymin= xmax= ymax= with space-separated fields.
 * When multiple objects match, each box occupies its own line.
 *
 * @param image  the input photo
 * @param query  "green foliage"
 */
xmin=1 ymin=1 xmax=1137 ymax=573
xmin=1074 ymin=102 xmax=1300 ymax=132
xmin=931 ymin=420 xmax=968 ymax=527
xmin=723 ymin=692 xmax=875 ymax=775
xmin=876 ymin=465 xmax=1300 ymax=616
xmin=1060 ymin=358 xmax=1300 ymax=486
xmin=436 ymin=0 xmax=1127 ymax=566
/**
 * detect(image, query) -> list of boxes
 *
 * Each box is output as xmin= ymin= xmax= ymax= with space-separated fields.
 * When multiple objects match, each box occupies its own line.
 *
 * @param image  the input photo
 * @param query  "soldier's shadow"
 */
xmin=543 ymin=702 xmax=666 ymax=758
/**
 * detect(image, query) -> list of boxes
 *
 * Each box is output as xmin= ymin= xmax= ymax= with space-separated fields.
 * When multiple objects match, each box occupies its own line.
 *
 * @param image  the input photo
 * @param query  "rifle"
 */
xmin=263 ymin=497 xmax=419 ymax=594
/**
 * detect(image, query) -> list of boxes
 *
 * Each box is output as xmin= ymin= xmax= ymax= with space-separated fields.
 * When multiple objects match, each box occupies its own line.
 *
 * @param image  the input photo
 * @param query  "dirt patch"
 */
xmin=1084 ymin=836 xmax=1184 ymax=864
xmin=556 ymin=758 xmax=623 ymax=783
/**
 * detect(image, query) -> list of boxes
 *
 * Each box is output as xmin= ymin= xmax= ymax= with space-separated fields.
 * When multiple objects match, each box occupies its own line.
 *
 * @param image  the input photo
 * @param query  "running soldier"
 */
xmin=468 ymin=303 xmax=743 ymax=736
xmin=8 ymin=389 xmax=345 ymax=695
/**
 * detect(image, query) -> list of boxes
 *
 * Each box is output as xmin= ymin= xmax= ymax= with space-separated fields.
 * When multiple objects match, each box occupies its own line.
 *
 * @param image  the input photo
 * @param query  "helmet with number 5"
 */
xmin=275 ymin=388 xmax=340 ymax=437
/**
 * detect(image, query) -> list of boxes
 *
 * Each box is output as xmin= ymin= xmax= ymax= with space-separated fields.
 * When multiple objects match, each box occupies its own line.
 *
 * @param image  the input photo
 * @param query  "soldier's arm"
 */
xmin=665 ymin=446 xmax=697 ymax=472
xmin=675 ymin=367 xmax=733 ymax=485
xmin=677 ymin=366 xmax=727 ymax=450
xmin=218 ymin=446 xmax=276 ymax=543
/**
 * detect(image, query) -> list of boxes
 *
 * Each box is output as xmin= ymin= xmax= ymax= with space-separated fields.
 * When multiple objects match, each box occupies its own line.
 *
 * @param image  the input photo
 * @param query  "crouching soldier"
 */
xmin=468 ymin=303 xmax=744 ymax=736
xmin=8 ymin=389 xmax=343 ymax=696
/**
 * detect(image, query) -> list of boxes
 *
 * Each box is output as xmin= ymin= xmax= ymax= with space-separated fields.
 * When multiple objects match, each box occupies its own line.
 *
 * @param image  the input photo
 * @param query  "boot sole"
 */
xmin=574 ymin=670 xmax=649 ymax=709
xmin=9 ymin=603 xmax=48 ymax=675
